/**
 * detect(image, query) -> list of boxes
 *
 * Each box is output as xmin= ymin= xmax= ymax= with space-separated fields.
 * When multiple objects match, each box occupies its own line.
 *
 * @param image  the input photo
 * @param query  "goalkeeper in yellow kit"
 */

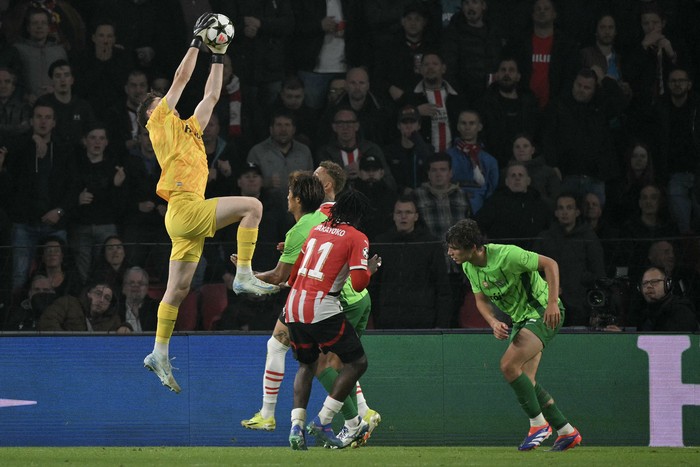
xmin=138 ymin=13 xmax=279 ymax=393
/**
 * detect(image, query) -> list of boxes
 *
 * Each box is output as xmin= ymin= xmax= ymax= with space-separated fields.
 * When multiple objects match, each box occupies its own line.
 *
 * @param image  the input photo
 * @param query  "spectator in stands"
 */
xmin=543 ymin=68 xmax=621 ymax=204
xmin=121 ymin=127 xmax=168 ymax=281
xmin=36 ymin=59 xmax=96 ymax=149
xmin=38 ymin=281 xmax=124 ymax=332
xmin=203 ymin=113 xmax=236 ymax=199
xmin=229 ymin=0 xmax=295 ymax=109
xmin=441 ymin=0 xmax=503 ymax=102
xmin=90 ymin=235 xmax=131 ymax=291
xmin=68 ymin=123 xmax=126 ymax=282
xmin=291 ymin=0 xmax=365 ymax=110
xmin=383 ymin=104 xmax=433 ymax=194
xmin=72 ymin=18 xmax=133 ymax=119
xmin=2 ymin=274 xmax=55 ymax=331
xmin=118 ymin=266 xmax=157 ymax=333
xmin=605 ymin=141 xmax=657 ymax=228
xmin=446 ymin=109 xmax=498 ymax=214
xmin=256 ymin=76 xmax=318 ymax=151
xmin=476 ymin=162 xmax=551 ymax=249
xmin=509 ymin=133 xmax=559 ymax=210
xmin=581 ymin=191 xmax=622 ymax=278
xmin=580 ymin=13 xmax=633 ymax=104
xmin=318 ymin=66 xmax=393 ymax=146
xmin=622 ymin=183 xmax=679 ymax=240
xmin=247 ymin=110 xmax=314 ymax=191
xmin=414 ymin=152 xmax=471 ymax=325
xmin=372 ymin=2 xmax=437 ymax=103
xmin=477 ymin=57 xmax=541 ymax=168
xmin=215 ymin=163 xmax=292 ymax=283
xmin=505 ymin=0 xmax=577 ymax=110
xmin=316 ymin=107 xmax=396 ymax=189
xmin=12 ymin=7 xmax=67 ymax=103
xmin=534 ymin=193 xmax=606 ymax=327
xmin=352 ymin=155 xmax=397 ymax=241
xmin=104 ymin=69 xmax=149 ymax=156
xmin=211 ymin=54 xmax=243 ymax=146
xmin=625 ymin=3 xmax=687 ymax=136
xmin=645 ymin=239 xmax=699 ymax=307
xmin=0 ymin=67 xmax=31 ymax=140
xmin=1 ymin=102 xmax=73 ymax=293
xmin=32 ymin=236 xmax=82 ymax=299
xmin=654 ymin=67 xmax=700 ymax=235
xmin=631 ymin=266 xmax=698 ymax=332
xmin=404 ymin=51 xmax=466 ymax=154
xmin=326 ymin=78 xmax=346 ymax=106
xmin=372 ymin=195 xmax=451 ymax=329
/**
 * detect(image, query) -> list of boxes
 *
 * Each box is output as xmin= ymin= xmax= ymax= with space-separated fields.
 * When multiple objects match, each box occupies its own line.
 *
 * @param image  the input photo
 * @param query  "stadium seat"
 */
xmin=458 ymin=290 xmax=489 ymax=328
xmin=199 ymin=283 xmax=228 ymax=330
xmin=174 ymin=290 xmax=200 ymax=331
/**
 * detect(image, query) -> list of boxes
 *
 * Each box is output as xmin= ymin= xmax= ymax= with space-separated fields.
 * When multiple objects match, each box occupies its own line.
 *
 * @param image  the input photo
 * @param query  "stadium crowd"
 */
xmin=0 ymin=0 xmax=699 ymax=333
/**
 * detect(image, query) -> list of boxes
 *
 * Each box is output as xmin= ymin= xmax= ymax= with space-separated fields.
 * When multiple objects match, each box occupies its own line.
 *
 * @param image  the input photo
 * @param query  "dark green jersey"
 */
xmin=461 ymin=243 xmax=556 ymax=323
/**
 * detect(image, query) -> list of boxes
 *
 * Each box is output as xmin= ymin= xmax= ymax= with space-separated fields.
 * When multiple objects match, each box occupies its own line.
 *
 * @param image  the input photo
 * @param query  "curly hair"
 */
xmin=327 ymin=189 xmax=371 ymax=229
xmin=445 ymin=219 xmax=487 ymax=250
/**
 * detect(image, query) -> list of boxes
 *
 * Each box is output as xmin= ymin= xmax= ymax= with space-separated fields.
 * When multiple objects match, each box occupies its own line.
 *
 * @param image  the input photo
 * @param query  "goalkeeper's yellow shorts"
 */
xmin=165 ymin=192 xmax=219 ymax=262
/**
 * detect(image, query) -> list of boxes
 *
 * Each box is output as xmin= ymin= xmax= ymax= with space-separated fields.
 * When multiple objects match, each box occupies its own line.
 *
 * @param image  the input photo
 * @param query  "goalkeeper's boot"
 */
xmin=143 ymin=352 xmax=181 ymax=393
xmin=241 ymin=411 xmax=276 ymax=431
xmin=549 ymin=428 xmax=582 ymax=452
xmin=289 ymin=424 xmax=307 ymax=451
xmin=362 ymin=408 xmax=382 ymax=440
xmin=306 ymin=416 xmax=343 ymax=449
xmin=518 ymin=423 xmax=552 ymax=451
xmin=333 ymin=417 xmax=370 ymax=449
xmin=233 ymin=272 xmax=280 ymax=296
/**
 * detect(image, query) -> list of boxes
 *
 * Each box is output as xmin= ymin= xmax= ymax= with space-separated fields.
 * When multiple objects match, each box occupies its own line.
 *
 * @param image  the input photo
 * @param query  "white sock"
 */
xmin=291 ymin=408 xmax=306 ymax=427
xmin=557 ymin=423 xmax=575 ymax=436
xmin=153 ymin=342 xmax=168 ymax=357
xmin=529 ymin=413 xmax=546 ymax=427
xmin=319 ymin=396 xmax=343 ymax=425
xmin=260 ymin=336 xmax=289 ymax=419
xmin=236 ymin=264 xmax=252 ymax=275
xmin=345 ymin=415 xmax=360 ymax=429
xmin=356 ymin=382 xmax=368 ymax=417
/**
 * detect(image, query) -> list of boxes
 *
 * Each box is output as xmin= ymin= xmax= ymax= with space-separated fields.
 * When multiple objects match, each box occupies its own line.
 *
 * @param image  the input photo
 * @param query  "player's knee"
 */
xmin=347 ymin=354 xmax=368 ymax=377
xmin=272 ymin=329 xmax=290 ymax=347
xmin=499 ymin=357 xmax=518 ymax=379
xmin=267 ymin=335 xmax=289 ymax=355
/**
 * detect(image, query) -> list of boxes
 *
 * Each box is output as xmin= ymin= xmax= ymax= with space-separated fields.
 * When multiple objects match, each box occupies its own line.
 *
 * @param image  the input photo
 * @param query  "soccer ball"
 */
xmin=203 ymin=14 xmax=235 ymax=49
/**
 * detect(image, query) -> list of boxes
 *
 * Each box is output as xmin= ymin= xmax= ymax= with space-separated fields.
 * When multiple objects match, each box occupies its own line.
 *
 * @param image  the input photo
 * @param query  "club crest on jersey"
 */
xmin=482 ymin=280 xmax=489 ymax=288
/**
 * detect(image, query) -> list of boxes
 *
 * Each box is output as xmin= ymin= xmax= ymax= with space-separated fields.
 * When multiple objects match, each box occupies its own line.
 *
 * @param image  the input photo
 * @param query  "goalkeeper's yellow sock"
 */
xmin=236 ymin=227 xmax=258 ymax=274
xmin=153 ymin=302 xmax=178 ymax=357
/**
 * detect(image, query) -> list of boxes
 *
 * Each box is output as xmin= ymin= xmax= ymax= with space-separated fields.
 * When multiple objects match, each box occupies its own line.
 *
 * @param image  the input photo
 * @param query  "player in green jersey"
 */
xmin=446 ymin=219 xmax=582 ymax=452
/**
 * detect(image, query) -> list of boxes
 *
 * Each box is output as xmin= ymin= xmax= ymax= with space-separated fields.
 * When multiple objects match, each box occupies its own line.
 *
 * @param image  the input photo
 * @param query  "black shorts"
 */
xmin=287 ymin=313 xmax=365 ymax=365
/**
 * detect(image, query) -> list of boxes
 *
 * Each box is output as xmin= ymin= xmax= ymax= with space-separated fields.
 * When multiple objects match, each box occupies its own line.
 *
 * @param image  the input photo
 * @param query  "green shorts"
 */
xmin=341 ymin=293 xmax=371 ymax=337
xmin=510 ymin=303 xmax=565 ymax=349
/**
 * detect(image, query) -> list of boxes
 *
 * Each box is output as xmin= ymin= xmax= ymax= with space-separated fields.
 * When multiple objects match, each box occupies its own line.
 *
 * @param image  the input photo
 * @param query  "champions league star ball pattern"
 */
xmin=204 ymin=14 xmax=235 ymax=49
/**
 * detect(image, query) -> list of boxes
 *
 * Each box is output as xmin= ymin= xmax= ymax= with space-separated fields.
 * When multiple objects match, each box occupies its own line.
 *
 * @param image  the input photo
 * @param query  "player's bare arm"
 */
xmin=537 ymin=254 xmax=561 ymax=329
xmin=475 ymin=292 xmax=509 ymax=339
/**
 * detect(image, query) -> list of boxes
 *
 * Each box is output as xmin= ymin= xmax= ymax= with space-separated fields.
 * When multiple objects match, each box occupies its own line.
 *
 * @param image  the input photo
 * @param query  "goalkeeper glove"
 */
xmin=191 ymin=12 xmax=215 ymax=48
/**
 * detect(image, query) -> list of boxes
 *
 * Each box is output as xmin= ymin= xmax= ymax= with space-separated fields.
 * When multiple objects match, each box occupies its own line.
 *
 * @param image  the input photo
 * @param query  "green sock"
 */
xmin=535 ymin=383 xmax=568 ymax=430
xmin=509 ymin=373 xmax=541 ymax=418
xmin=316 ymin=367 xmax=358 ymax=421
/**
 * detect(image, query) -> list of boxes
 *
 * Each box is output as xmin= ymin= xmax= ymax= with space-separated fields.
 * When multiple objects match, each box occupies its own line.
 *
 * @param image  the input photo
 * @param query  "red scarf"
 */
xmin=456 ymin=139 xmax=481 ymax=169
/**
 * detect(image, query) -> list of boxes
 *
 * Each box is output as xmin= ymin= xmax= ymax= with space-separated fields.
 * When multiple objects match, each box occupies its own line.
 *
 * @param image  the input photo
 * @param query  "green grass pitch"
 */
xmin=0 ymin=446 xmax=698 ymax=466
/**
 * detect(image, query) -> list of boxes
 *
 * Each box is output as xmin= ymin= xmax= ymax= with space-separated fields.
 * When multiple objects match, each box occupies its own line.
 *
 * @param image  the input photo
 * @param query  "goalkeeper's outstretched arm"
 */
xmin=164 ymin=46 xmax=199 ymax=111
xmin=193 ymin=59 xmax=222 ymax=130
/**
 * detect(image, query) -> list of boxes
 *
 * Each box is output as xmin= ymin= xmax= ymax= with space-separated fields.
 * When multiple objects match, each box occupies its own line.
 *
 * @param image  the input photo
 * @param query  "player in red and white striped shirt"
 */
xmin=286 ymin=190 xmax=380 ymax=450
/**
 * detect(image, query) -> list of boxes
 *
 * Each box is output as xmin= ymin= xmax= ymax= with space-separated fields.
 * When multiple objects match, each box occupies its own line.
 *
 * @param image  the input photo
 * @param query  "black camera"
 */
xmin=586 ymin=277 xmax=630 ymax=329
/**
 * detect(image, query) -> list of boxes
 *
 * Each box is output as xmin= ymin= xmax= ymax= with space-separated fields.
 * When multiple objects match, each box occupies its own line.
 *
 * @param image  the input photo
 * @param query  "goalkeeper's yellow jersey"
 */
xmin=147 ymin=98 xmax=208 ymax=201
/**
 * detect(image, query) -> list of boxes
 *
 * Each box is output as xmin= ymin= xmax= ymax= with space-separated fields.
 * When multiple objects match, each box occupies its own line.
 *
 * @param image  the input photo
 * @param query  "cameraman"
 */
xmin=631 ymin=267 xmax=699 ymax=332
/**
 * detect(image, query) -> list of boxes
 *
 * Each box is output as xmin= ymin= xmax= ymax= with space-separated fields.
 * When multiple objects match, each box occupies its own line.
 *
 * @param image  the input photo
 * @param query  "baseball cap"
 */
xmin=398 ymin=105 xmax=419 ymax=123
xmin=239 ymin=162 xmax=263 ymax=177
xmin=360 ymin=155 xmax=383 ymax=171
